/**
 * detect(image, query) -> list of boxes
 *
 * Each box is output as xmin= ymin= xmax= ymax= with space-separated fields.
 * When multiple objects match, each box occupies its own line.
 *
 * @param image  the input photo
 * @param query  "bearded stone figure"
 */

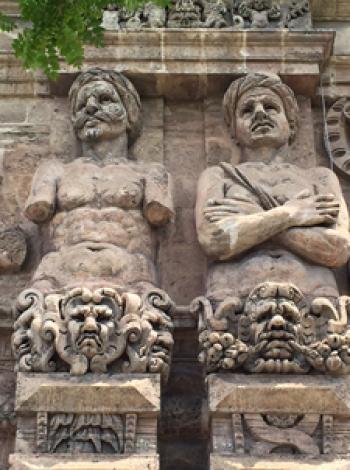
xmin=24 ymin=69 xmax=173 ymax=294
xmin=196 ymin=73 xmax=350 ymax=374
xmin=12 ymin=69 xmax=174 ymax=378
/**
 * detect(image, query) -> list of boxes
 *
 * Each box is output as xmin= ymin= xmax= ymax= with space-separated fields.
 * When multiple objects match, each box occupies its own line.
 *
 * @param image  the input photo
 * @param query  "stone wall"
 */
xmin=1 ymin=2 xmax=350 ymax=469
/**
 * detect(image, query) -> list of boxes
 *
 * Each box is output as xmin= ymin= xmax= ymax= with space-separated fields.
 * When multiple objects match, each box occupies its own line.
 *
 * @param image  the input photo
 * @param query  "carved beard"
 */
xmin=73 ymin=106 xmax=126 ymax=142
xmin=76 ymin=330 xmax=103 ymax=359
xmin=84 ymin=126 xmax=104 ymax=141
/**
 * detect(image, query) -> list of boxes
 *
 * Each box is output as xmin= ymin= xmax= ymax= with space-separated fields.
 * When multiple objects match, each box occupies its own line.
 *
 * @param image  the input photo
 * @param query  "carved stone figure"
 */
xmin=168 ymin=0 xmax=203 ymax=28
xmin=237 ymin=0 xmax=281 ymax=28
xmin=196 ymin=72 xmax=350 ymax=374
xmin=24 ymin=69 xmax=173 ymax=294
xmin=103 ymin=3 xmax=166 ymax=29
xmin=197 ymin=281 xmax=350 ymax=374
xmin=13 ymin=286 xmax=174 ymax=380
xmin=12 ymin=69 xmax=174 ymax=380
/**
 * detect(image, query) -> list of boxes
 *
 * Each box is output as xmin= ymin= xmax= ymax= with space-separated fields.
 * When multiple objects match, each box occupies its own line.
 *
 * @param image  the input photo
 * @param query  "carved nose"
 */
xmin=254 ymin=108 xmax=267 ymax=121
xmin=85 ymin=96 xmax=98 ymax=115
xmin=268 ymin=314 xmax=286 ymax=330
xmin=83 ymin=315 xmax=98 ymax=332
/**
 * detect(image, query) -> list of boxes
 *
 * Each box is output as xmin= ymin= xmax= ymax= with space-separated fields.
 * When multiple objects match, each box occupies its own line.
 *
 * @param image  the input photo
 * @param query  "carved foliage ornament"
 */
xmin=197 ymin=282 xmax=350 ymax=374
xmin=12 ymin=287 xmax=174 ymax=381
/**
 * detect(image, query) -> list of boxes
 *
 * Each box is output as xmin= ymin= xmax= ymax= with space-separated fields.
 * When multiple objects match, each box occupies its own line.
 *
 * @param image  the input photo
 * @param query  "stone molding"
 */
xmin=0 ymin=30 xmax=334 ymax=98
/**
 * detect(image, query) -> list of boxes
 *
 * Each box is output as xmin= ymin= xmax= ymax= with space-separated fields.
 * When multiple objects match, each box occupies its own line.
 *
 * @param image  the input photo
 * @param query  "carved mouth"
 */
xmin=251 ymin=121 xmax=275 ymax=133
xmin=259 ymin=331 xmax=295 ymax=341
xmin=77 ymin=333 xmax=102 ymax=349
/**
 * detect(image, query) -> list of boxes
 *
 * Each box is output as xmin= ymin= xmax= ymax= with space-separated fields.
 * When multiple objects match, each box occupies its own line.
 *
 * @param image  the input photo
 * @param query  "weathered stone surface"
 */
xmin=13 ymin=287 xmax=174 ymax=380
xmin=196 ymin=73 xmax=350 ymax=380
xmin=9 ymin=454 xmax=159 ymax=470
xmin=211 ymin=455 xmax=350 ymax=469
xmin=14 ymin=373 xmax=159 ymax=457
xmin=21 ymin=71 xmax=173 ymax=295
xmin=208 ymin=374 xmax=350 ymax=461
xmin=15 ymin=373 xmax=160 ymax=414
xmin=208 ymin=374 xmax=350 ymax=415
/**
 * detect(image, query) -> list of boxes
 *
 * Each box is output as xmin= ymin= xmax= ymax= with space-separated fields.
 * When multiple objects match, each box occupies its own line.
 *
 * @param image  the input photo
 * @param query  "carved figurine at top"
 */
xmin=237 ymin=0 xmax=281 ymax=28
xmin=196 ymin=72 xmax=350 ymax=374
xmin=12 ymin=69 xmax=174 ymax=379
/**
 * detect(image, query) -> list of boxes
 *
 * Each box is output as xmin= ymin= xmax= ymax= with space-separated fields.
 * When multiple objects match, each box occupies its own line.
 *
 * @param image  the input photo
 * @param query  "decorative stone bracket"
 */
xmin=196 ymin=281 xmax=350 ymax=375
xmin=12 ymin=286 xmax=174 ymax=382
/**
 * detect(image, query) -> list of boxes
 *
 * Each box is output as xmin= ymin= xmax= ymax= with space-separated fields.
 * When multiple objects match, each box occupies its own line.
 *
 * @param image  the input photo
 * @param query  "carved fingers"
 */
xmin=286 ymin=191 xmax=340 ymax=227
xmin=203 ymin=197 xmax=252 ymax=222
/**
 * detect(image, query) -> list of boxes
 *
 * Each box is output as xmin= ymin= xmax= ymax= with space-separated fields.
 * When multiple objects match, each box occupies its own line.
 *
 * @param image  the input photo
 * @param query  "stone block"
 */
xmin=14 ymin=373 xmax=160 ymax=457
xmin=210 ymin=455 xmax=350 ymax=470
xmin=9 ymin=454 xmax=159 ymax=470
xmin=208 ymin=374 xmax=350 ymax=465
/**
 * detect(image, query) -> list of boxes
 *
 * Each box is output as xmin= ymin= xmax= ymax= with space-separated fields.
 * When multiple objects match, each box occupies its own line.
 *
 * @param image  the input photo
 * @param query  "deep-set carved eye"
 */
xmin=242 ymin=105 xmax=253 ymax=117
xmin=100 ymin=94 xmax=112 ymax=104
xmin=264 ymin=103 xmax=278 ymax=113
xmin=71 ymin=312 xmax=85 ymax=322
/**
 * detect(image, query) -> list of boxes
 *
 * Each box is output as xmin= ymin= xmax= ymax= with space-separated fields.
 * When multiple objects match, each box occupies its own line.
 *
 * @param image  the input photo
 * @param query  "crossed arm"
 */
xmin=195 ymin=166 xmax=350 ymax=268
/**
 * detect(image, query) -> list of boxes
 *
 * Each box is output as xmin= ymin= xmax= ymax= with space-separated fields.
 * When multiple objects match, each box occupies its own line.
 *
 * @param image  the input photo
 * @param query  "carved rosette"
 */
xmin=196 ymin=282 xmax=350 ymax=375
xmin=12 ymin=286 xmax=174 ymax=381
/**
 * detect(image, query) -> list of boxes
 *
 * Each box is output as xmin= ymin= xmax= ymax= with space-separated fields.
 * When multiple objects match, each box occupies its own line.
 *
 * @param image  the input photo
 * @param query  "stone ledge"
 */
xmin=0 ymin=30 xmax=334 ymax=98
xmin=208 ymin=373 xmax=350 ymax=415
xmin=211 ymin=455 xmax=350 ymax=470
xmin=9 ymin=454 xmax=159 ymax=470
xmin=15 ymin=373 xmax=160 ymax=414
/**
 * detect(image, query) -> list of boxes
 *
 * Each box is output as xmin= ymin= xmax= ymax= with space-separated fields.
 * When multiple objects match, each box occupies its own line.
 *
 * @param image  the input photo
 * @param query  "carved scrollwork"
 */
xmin=325 ymin=97 xmax=350 ymax=179
xmin=197 ymin=281 xmax=350 ymax=375
xmin=12 ymin=286 xmax=174 ymax=381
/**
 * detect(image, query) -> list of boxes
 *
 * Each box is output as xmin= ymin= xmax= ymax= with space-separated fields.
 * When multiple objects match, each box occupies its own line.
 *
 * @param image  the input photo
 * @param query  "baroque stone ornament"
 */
xmin=46 ymin=413 xmax=124 ymax=453
xmin=102 ymin=0 xmax=309 ymax=30
xmin=196 ymin=72 xmax=350 ymax=375
xmin=197 ymin=281 xmax=350 ymax=374
xmin=12 ymin=286 xmax=174 ymax=381
xmin=326 ymin=97 xmax=350 ymax=179
xmin=236 ymin=0 xmax=281 ymax=28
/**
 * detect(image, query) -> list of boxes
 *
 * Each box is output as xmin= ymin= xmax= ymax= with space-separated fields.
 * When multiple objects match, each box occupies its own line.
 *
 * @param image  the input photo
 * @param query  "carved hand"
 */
xmin=203 ymin=197 xmax=255 ymax=223
xmin=285 ymin=190 xmax=340 ymax=227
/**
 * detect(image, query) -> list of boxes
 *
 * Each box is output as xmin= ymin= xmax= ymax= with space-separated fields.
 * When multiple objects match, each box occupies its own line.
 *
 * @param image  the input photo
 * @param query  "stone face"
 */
xmin=13 ymin=287 xmax=174 ymax=379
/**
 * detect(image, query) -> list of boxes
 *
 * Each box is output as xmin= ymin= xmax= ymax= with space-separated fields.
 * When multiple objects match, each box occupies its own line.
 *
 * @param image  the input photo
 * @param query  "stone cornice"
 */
xmin=0 ymin=29 xmax=335 ymax=98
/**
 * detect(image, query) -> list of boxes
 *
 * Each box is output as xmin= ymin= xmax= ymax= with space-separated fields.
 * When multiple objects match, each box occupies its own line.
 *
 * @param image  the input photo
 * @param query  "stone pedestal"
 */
xmin=208 ymin=374 xmax=350 ymax=469
xmin=10 ymin=373 xmax=160 ymax=469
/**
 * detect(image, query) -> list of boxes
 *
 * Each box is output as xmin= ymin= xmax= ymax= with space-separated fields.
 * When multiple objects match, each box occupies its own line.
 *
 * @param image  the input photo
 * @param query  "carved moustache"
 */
xmin=73 ymin=110 xmax=123 ymax=131
xmin=76 ymin=331 xmax=102 ymax=349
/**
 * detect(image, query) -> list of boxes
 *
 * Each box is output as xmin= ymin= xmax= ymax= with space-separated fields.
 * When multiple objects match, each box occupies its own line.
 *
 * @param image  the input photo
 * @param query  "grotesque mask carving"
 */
xmin=197 ymin=282 xmax=350 ymax=375
xmin=13 ymin=286 xmax=174 ymax=380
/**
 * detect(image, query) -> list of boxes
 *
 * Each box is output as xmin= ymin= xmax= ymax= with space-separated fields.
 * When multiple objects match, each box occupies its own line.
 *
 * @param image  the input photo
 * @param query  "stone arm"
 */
xmin=196 ymin=166 xmax=350 ymax=267
xmin=143 ymin=163 xmax=174 ymax=226
xmin=274 ymin=168 xmax=350 ymax=268
xmin=24 ymin=160 xmax=62 ymax=224
xmin=196 ymin=166 xmax=296 ymax=260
